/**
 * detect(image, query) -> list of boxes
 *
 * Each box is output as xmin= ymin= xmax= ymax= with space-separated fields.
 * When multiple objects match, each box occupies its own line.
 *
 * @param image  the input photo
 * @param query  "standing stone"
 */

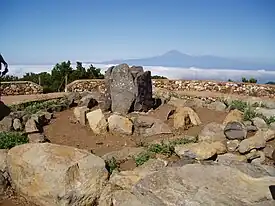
xmin=104 ymin=64 xmax=153 ymax=115
xmin=109 ymin=64 xmax=136 ymax=115
xmin=102 ymin=66 xmax=114 ymax=112
xmin=133 ymin=71 xmax=153 ymax=112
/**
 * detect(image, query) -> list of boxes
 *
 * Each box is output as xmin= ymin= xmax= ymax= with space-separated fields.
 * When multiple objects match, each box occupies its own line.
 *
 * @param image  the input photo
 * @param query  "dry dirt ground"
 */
xmin=0 ymin=106 xmax=228 ymax=206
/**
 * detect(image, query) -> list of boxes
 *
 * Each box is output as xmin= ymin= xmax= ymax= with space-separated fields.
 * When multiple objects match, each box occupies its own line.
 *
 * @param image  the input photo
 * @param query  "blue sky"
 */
xmin=1 ymin=0 xmax=275 ymax=64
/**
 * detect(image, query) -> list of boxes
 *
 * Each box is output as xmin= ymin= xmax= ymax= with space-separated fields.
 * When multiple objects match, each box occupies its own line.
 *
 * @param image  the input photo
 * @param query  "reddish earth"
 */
xmin=0 ymin=106 xmax=228 ymax=206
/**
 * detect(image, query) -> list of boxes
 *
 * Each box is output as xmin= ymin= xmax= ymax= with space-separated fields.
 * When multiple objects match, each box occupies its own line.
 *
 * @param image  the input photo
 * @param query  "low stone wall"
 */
xmin=0 ymin=81 xmax=43 ymax=96
xmin=66 ymin=79 xmax=275 ymax=98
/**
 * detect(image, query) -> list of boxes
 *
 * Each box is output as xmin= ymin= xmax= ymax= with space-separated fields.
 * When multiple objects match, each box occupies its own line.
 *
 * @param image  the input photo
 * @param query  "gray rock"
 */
xmin=148 ymin=104 xmax=175 ymax=121
xmin=67 ymin=92 xmax=82 ymax=107
xmin=133 ymin=71 xmax=153 ymax=112
xmin=238 ymin=131 xmax=266 ymax=154
xmin=263 ymin=129 xmax=275 ymax=142
xmin=185 ymin=98 xmax=205 ymax=109
xmin=262 ymin=100 xmax=275 ymax=109
xmin=252 ymin=117 xmax=268 ymax=129
xmin=224 ymin=121 xmax=247 ymax=140
xmin=226 ymin=140 xmax=240 ymax=152
xmin=28 ymin=133 xmax=48 ymax=143
xmin=216 ymin=153 xmax=247 ymax=163
xmin=207 ymin=101 xmax=227 ymax=111
xmin=243 ymin=120 xmax=252 ymax=126
xmin=198 ymin=122 xmax=226 ymax=142
xmin=246 ymin=125 xmax=258 ymax=132
xmin=7 ymin=143 xmax=108 ymax=206
xmin=109 ymin=64 xmax=136 ymax=114
xmin=9 ymin=111 xmax=26 ymax=120
xmin=255 ymin=107 xmax=275 ymax=118
xmin=246 ymin=149 xmax=261 ymax=161
xmin=251 ymin=151 xmax=265 ymax=165
xmin=0 ymin=116 xmax=13 ymax=132
xmin=264 ymin=144 xmax=275 ymax=159
xmin=175 ymin=141 xmax=226 ymax=160
xmin=25 ymin=118 xmax=40 ymax=134
xmin=13 ymin=118 xmax=22 ymax=131
xmin=78 ymin=95 xmax=98 ymax=109
xmin=132 ymin=164 xmax=275 ymax=206
xmin=134 ymin=115 xmax=172 ymax=137
xmin=217 ymin=159 xmax=275 ymax=178
xmin=108 ymin=114 xmax=133 ymax=135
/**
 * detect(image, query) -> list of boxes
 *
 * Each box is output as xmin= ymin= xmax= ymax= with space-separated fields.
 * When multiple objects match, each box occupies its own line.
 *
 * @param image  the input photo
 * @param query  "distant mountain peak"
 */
xmin=162 ymin=50 xmax=185 ymax=56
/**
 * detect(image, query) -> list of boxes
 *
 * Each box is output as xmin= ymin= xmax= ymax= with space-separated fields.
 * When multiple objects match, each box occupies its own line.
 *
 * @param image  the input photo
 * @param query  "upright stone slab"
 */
xmin=104 ymin=64 xmax=153 ymax=115
xmin=102 ymin=66 xmax=114 ymax=112
xmin=109 ymin=64 xmax=136 ymax=115
xmin=134 ymin=71 xmax=153 ymax=112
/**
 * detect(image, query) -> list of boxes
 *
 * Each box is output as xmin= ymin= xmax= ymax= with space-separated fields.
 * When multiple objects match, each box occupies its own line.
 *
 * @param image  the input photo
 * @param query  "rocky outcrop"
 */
xmin=0 ymin=81 xmax=43 ymax=96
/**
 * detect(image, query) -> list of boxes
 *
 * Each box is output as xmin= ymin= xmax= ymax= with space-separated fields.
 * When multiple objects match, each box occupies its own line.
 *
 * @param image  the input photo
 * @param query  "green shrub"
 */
xmin=0 ymin=132 xmax=28 ymax=149
xmin=105 ymin=157 xmax=119 ymax=173
xmin=229 ymin=100 xmax=248 ymax=112
xmin=148 ymin=143 xmax=174 ymax=156
xmin=243 ymin=106 xmax=257 ymax=121
xmin=134 ymin=151 xmax=151 ymax=166
xmin=263 ymin=116 xmax=275 ymax=125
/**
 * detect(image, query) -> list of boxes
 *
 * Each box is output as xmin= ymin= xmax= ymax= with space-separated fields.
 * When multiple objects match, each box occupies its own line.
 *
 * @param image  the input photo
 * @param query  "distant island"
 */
xmin=96 ymin=50 xmax=275 ymax=71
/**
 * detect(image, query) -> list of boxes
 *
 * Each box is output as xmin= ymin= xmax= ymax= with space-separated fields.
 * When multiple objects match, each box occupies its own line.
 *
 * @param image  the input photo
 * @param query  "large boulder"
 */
xmin=105 ymin=64 xmax=153 ymax=115
xmin=198 ymin=122 xmax=226 ymax=142
xmin=131 ymin=164 xmax=275 ymax=206
xmin=7 ymin=143 xmax=108 ymax=206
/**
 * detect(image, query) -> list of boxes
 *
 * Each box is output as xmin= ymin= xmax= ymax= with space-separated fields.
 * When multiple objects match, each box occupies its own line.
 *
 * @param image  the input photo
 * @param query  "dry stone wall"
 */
xmin=0 ymin=81 xmax=43 ymax=96
xmin=66 ymin=79 xmax=275 ymax=98
xmin=1 ymin=79 xmax=275 ymax=98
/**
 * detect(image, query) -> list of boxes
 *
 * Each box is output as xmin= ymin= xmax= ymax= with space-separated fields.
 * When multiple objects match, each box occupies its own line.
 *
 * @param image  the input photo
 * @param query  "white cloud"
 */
xmin=7 ymin=64 xmax=275 ymax=84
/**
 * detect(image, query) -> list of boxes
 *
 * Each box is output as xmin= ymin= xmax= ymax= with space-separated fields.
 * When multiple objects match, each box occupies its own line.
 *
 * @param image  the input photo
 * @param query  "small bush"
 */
xmin=148 ymin=143 xmax=174 ymax=156
xmin=134 ymin=151 xmax=151 ymax=166
xmin=105 ymin=157 xmax=119 ymax=173
xmin=229 ymin=100 xmax=248 ymax=112
xmin=243 ymin=106 xmax=257 ymax=121
xmin=0 ymin=132 xmax=28 ymax=149
xmin=263 ymin=116 xmax=275 ymax=125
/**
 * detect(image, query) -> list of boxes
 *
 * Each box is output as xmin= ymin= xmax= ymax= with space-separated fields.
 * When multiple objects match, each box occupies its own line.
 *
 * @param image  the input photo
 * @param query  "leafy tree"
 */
xmin=242 ymin=77 xmax=248 ymax=83
xmin=151 ymin=75 xmax=168 ymax=79
xmin=86 ymin=64 xmax=104 ymax=79
xmin=249 ymin=78 xmax=257 ymax=83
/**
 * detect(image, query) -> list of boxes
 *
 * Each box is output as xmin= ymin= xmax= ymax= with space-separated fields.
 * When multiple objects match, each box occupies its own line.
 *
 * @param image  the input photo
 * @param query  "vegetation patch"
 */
xmin=133 ymin=137 xmax=197 ymax=166
xmin=10 ymin=98 xmax=69 ymax=114
xmin=105 ymin=157 xmax=119 ymax=174
xmin=0 ymin=132 xmax=29 ymax=149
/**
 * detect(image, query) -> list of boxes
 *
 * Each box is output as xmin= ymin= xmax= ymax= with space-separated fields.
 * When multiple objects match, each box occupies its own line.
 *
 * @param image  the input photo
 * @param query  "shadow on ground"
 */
xmin=0 ymin=101 xmax=11 ymax=121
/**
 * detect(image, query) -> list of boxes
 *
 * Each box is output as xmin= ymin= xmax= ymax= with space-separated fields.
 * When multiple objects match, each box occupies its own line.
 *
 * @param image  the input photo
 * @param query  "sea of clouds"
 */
xmin=7 ymin=63 xmax=275 ymax=84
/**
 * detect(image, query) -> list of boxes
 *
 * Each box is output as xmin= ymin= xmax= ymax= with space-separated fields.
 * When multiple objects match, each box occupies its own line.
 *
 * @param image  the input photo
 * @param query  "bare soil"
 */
xmin=0 ymin=107 xmax=228 ymax=206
